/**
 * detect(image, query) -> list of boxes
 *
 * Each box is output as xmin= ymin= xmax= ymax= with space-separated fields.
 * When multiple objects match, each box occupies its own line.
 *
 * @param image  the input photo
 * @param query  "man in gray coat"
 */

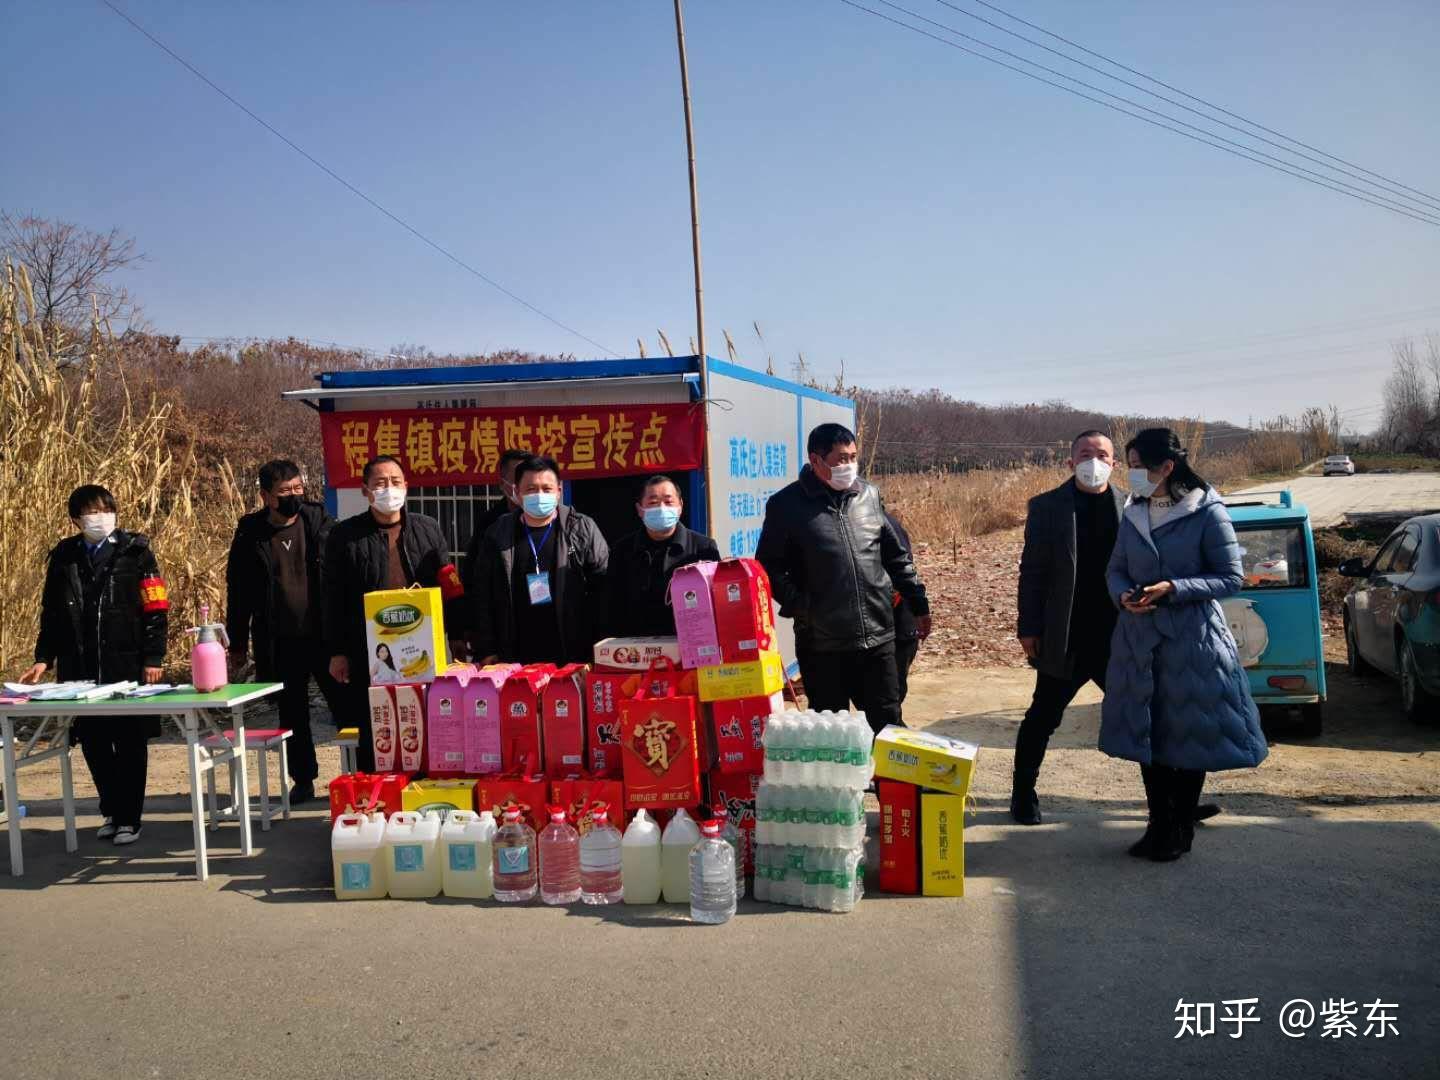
xmin=1012 ymin=431 xmax=1125 ymax=824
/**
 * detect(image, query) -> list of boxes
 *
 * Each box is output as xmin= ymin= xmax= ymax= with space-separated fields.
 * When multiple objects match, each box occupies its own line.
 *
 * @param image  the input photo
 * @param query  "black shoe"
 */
xmin=1010 ymin=790 xmax=1042 ymax=826
xmin=289 ymin=782 xmax=316 ymax=804
xmin=1193 ymin=803 xmax=1220 ymax=824
xmin=1147 ymin=823 xmax=1188 ymax=862
xmin=1127 ymin=827 xmax=1156 ymax=858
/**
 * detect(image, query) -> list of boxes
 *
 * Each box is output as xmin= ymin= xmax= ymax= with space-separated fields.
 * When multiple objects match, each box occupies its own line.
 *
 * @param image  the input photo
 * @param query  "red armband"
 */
xmin=437 ymin=562 xmax=464 ymax=601
xmin=139 ymin=576 xmax=170 ymax=613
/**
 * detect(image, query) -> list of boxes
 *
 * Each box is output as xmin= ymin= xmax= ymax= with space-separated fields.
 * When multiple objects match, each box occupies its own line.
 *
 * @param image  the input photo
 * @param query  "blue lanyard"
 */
xmin=526 ymin=521 xmax=555 ymax=571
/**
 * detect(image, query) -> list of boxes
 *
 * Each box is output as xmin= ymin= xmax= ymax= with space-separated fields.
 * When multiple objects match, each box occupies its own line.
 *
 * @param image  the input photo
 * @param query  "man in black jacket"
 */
xmin=225 ymin=460 xmax=342 ymax=802
xmin=21 ymin=484 xmax=168 ymax=845
xmin=468 ymin=455 xmax=609 ymax=665
xmin=462 ymin=446 xmax=529 ymax=585
xmin=323 ymin=455 xmax=463 ymax=772
xmin=756 ymin=424 xmax=931 ymax=734
xmin=607 ymin=475 xmax=720 ymax=637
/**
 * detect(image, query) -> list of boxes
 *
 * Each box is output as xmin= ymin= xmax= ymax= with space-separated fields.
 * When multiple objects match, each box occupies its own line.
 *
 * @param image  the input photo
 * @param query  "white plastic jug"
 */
xmin=441 ymin=809 xmax=496 ymax=899
xmin=621 ymin=809 xmax=662 ymax=905
xmin=332 ymin=812 xmax=387 ymax=900
xmin=660 ymin=807 xmax=700 ymax=904
xmin=384 ymin=810 xmax=443 ymax=899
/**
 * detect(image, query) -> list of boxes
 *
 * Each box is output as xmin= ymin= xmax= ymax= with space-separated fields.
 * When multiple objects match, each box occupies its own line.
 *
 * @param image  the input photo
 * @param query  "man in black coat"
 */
xmin=21 ymin=484 xmax=168 ymax=845
xmin=322 ymin=455 xmax=464 ymax=772
xmin=225 ymin=459 xmax=343 ymax=802
xmin=756 ymin=423 xmax=931 ymax=734
xmin=1012 ymin=431 xmax=1125 ymax=824
xmin=607 ymin=475 xmax=720 ymax=638
xmin=468 ymin=455 xmax=609 ymax=665
xmin=462 ymin=446 xmax=529 ymax=585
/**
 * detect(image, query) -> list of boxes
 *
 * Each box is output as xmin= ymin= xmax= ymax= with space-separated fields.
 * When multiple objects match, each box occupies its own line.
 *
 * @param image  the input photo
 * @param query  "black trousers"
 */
xmin=262 ymin=638 xmax=344 ymax=784
xmin=1013 ymin=649 xmax=1108 ymax=785
xmin=895 ymin=637 xmax=920 ymax=706
xmin=78 ymin=726 xmax=149 ymax=828
xmin=797 ymin=641 xmax=901 ymax=734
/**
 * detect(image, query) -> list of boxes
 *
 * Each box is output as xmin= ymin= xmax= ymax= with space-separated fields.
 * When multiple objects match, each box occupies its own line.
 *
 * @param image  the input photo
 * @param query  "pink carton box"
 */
xmin=425 ymin=668 xmax=473 ymax=776
xmin=669 ymin=561 xmax=723 ymax=669
xmin=465 ymin=665 xmax=518 ymax=775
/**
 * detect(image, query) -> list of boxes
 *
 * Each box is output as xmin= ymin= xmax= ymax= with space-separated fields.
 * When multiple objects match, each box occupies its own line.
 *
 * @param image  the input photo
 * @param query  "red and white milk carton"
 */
xmin=425 ymin=666 xmax=477 ymax=777
xmin=669 ymin=561 xmax=723 ymax=669
xmin=367 ymin=686 xmax=399 ymax=773
xmin=542 ymin=663 xmax=588 ymax=778
xmin=710 ymin=691 xmax=781 ymax=775
xmin=393 ymin=683 xmax=427 ymax=775
xmin=708 ymin=769 xmax=760 ymax=874
xmin=500 ymin=665 xmax=553 ymax=775
xmin=593 ymin=637 xmax=683 ymax=671
xmin=711 ymin=558 xmax=776 ymax=664
xmin=878 ymin=780 xmax=921 ymax=895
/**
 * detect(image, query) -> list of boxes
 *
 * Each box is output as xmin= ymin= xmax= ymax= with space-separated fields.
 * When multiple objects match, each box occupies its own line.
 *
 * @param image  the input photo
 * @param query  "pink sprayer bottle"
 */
xmin=189 ymin=603 xmax=230 ymax=692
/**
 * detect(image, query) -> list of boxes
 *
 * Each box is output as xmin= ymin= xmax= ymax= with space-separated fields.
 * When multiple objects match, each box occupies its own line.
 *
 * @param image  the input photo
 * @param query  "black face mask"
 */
xmin=274 ymin=494 xmax=302 ymax=517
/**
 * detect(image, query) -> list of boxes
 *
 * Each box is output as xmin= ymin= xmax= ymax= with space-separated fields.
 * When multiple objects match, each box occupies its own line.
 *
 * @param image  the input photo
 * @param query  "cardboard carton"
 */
xmin=921 ymin=792 xmax=965 ymax=897
xmin=465 ymin=665 xmax=515 ymax=775
xmin=542 ymin=663 xmax=588 ymax=778
xmin=878 ymin=780 xmax=921 ymax=895
xmin=393 ymin=683 xmax=427 ymax=775
xmin=425 ymin=668 xmax=475 ymax=776
xmin=550 ymin=775 xmax=628 ymax=836
xmin=708 ymin=770 xmax=760 ymax=874
xmin=593 ymin=637 xmax=683 ymax=671
xmin=587 ymin=665 xmax=699 ymax=777
xmin=620 ymin=675 xmax=702 ymax=810
xmin=710 ymin=692 xmax=780 ymax=774
xmin=711 ymin=558 xmax=776 ymax=664
xmin=363 ymin=586 xmax=447 ymax=684
xmin=669 ymin=561 xmax=723 ymax=669
xmin=367 ymin=686 xmax=399 ymax=773
xmin=473 ymin=770 xmax=549 ymax=833
xmin=872 ymin=725 xmax=978 ymax=799
xmin=499 ymin=665 xmax=553 ymax=775
xmin=400 ymin=778 xmax=477 ymax=820
xmin=328 ymin=772 xmax=411 ymax=823
xmin=697 ymin=651 xmax=785 ymax=703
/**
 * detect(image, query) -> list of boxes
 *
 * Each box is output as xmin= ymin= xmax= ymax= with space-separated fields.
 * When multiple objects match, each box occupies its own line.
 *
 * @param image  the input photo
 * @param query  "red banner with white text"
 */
xmin=321 ymin=404 xmax=704 ymax=488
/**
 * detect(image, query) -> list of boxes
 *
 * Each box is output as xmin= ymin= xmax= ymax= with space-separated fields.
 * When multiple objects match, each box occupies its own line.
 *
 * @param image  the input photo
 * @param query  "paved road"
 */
xmin=1231 ymin=472 xmax=1440 ymax=528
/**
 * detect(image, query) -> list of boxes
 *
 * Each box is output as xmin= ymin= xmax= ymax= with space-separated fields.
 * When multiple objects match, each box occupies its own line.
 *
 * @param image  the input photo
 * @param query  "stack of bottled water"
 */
xmin=753 ymin=709 xmax=873 ymax=913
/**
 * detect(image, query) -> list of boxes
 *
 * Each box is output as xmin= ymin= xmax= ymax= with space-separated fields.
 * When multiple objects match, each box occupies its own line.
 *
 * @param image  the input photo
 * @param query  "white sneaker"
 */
xmin=113 ymin=826 xmax=142 ymax=845
xmin=96 ymin=818 xmax=117 ymax=840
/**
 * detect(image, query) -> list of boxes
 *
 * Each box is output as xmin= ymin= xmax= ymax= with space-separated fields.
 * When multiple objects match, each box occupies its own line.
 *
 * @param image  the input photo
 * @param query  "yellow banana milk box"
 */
xmin=364 ymin=587 xmax=448 ymax=684
xmin=920 ymin=792 xmax=966 ymax=897
xmin=696 ymin=650 xmax=785 ymax=702
xmin=872 ymin=725 xmax=978 ymax=798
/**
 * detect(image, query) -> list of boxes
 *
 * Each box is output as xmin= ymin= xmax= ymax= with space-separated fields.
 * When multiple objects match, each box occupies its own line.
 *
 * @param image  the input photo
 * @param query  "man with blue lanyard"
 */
xmin=468 ymin=455 xmax=609 ymax=665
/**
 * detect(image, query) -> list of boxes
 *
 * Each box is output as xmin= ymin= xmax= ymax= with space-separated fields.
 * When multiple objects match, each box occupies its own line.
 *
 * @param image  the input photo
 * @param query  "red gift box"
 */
xmin=542 ymin=663 xmax=588 ymax=779
xmin=710 ymin=692 xmax=780 ymax=775
xmin=474 ymin=763 xmax=549 ymax=833
xmin=707 ymin=769 xmax=760 ymax=873
xmin=587 ymin=665 xmax=699 ymax=778
xmin=620 ymin=658 xmax=702 ymax=811
xmin=878 ymin=780 xmax=921 ymax=895
xmin=711 ymin=558 xmax=777 ymax=664
xmin=500 ymin=665 xmax=553 ymax=775
xmin=550 ymin=775 xmax=628 ymax=836
xmin=328 ymin=772 xmax=412 ymax=823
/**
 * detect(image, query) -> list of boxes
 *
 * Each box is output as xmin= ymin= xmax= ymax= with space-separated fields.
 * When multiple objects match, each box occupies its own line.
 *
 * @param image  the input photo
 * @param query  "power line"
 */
xmin=927 ymin=0 xmax=1440 ymax=215
xmin=952 ymin=0 xmax=1440 ymax=211
xmin=101 ymin=0 xmax=619 ymax=358
xmin=836 ymin=0 xmax=1440 ymax=228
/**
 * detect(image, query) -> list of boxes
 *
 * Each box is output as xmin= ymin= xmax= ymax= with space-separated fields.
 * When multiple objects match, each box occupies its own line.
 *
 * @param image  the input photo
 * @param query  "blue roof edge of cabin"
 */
xmin=1228 ymin=503 xmax=1311 ymax=525
xmin=705 ymin=356 xmax=855 ymax=408
xmin=317 ymin=355 xmax=701 ymax=389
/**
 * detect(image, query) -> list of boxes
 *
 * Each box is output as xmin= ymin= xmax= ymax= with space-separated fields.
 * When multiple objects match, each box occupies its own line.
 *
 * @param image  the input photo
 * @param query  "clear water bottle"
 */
xmin=579 ymin=808 xmax=623 ymax=905
xmin=762 ymin=714 xmax=785 ymax=784
xmin=539 ymin=806 xmax=581 ymax=906
xmin=714 ymin=804 xmax=746 ymax=900
xmin=492 ymin=807 xmax=537 ymax=903
xmin=813 ymin=712 xmax=836 ymax=787
xmin=754 ymin=781 xmax=772 ymax=846
xmin=753 ymin=843 xmax=770 ymax=903
xmin=689 ymin=819 xmax=737 ymax=924
xmin=795 ymin=713 xmax=817 ymax=785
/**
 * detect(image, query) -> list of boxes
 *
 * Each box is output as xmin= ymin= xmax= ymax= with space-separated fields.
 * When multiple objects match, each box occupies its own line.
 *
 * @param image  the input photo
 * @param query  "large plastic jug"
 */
xmin=621 ymin=809 xmax=662 ymax=905
xmin=188 ymin=603 xmax=230 ymax=693
xmin=441 ymin=809 xmax=496 ymax=899
xmin=661 ymin=808 xmax=700 ymax=903
xmin=332 ymin=812 xmax=387 ymax=900
xmin=384 ymin=810 xmax=442 ymax=899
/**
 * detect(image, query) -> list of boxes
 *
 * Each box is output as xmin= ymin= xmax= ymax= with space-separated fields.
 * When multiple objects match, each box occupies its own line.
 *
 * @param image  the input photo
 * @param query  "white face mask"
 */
xmin=78 ymin=512 xmax=116 ymax=543
xmin=1128 ymin=468 xmax=1161 ymax=498
xmin=370 ymin=486 xmax=406 ymax=513
xmin=824 ymin=463 xmax=859 ymax=491
xmin=1074 ymin=458 xmax=1113 ymax=490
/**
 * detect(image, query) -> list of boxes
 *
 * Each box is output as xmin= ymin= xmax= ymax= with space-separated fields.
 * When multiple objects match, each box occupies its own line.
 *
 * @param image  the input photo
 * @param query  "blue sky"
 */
xmin=4 ymin=1 xmax=1437 ymax=430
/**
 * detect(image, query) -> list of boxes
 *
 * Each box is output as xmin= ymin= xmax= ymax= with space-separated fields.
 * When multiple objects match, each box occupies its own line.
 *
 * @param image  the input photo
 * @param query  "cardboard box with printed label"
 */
xmin=465 ymin=666 xmax=516 ymax=775
xmin=473 ymin=773 xmax=549 ymax=833
xmin=425 ymin=669 xmax=474 ymax=777
xmin=587 ymin=666 xmax=699 ymax=777
xmin=620 ymin=687 xmax=702 ymax=811
xmin=367 ymin=685 xmax=399 ymax=773
xmin=709 ymin=692 xmax=780 ymax=774
xmin=394 ymin=683 xmax=427 ymax=775
xmin=707 ymin=769 xmax=760 ymax=873
xmin=542 ymin=663 xmax=588 ymax=778
xmin=328 ymin=772 xmax=411 ymax=823
xmin=550 ymin=776 xmax=628 ymax=836
xmin=710 ymin=558 xmax=776 ymax=664
xmin=593 ymin=637 xmax=683 ymax=671
xmin=669 ymin=562 xmax=723 ymax=669
xmin=697 ymin=650 xmax=785 ymax=703
xmin=400 ymin=778 xmax=476 ymax=820
xmin=921 ymin=792 xmax=965 ymax=897
xmin=364 ymin=587 xmax=448 ymax=684
xmin=499 ymin=665 xmax=553 ymax=775
xmin=872 ymin=725 xmax=978 ymax=799
xmin=878 ymin=780 xmax=921 ymax=895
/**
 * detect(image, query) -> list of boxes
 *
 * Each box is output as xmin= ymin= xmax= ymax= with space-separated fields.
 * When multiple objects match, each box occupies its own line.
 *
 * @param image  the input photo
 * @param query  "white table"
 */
xmin=0 ymin=683 xmax=282 ymax=881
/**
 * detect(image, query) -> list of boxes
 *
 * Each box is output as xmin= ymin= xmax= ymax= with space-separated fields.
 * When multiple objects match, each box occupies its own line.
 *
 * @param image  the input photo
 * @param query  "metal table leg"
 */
xmin=232 ymin=706 xmax=254 ymax=857
xmin=58 ymin=718 xmax=76 ymax=854
xmin=2 ymin=714 xmax=23 ymax=877
xmin=184 ymin=710 xmax=210 ymax=882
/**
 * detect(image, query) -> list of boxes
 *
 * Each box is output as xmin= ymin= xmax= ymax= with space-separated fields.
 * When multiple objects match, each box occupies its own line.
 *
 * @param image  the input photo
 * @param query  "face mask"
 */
xmin=523 ymin=491 xmax=558 ymax=518
xmin=643 ymin=505 xmax=681 ymax=532
xmin=1074 ymin=459 xmax=1113 ymax=490
xmin=79 ymin=512 xmax=116 ymax=543
xmin=824 ymin=463 xmax=859 ymax=491
xmin=370 ymin=486 xmax=406 ymax=513
xmin=1128 ymin=468 xmax=1161 ymax=498
xmin=274 ymin=494 xmax=302 ymax=517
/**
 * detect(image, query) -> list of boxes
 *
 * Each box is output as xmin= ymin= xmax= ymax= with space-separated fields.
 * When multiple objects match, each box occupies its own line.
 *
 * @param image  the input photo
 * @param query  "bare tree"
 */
xmin=1379 ymin=339 xmax=1434 ymax=452
xmin=0 ymin=211 xmax=142 ymax=342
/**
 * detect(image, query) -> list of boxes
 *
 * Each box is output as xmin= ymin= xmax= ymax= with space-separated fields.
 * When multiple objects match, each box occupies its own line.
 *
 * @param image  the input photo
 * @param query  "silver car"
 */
xmin=1323 ymin=454 xmax=1355 ymax=476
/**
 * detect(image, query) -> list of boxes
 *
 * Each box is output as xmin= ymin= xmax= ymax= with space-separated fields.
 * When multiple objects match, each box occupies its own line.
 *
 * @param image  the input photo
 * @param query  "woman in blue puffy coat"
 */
xmin=1101 ymin=428 xmax=1267 ymax=862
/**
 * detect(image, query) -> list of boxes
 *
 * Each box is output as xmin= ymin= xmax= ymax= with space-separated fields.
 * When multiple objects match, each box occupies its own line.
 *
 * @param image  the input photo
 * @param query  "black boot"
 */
xmin=1010 ymin=767 xmax=1042 ymax=826
xmin=1129 ymin=764 xmax=1162 ymax=857
xmin=1146 ymin=769 xmax=1188 ymax=862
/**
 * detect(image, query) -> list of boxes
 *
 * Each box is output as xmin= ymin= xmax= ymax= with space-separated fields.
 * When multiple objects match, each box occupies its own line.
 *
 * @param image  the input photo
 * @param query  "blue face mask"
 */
xmin=522 ymin=491 xmax=558 ymax=518
xmin=642 ymin=505 xmax=681 ymax=532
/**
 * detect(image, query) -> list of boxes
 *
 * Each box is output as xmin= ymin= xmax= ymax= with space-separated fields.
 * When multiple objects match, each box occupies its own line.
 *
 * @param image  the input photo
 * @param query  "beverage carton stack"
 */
xmin=871 ymin=726 xmax=979 ymax=897
xmin=752 ymin=710 xmax=872 ymax=912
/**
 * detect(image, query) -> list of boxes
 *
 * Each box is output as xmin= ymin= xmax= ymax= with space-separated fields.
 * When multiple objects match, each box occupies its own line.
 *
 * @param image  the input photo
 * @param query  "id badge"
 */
xmin=526 ymin=571 xmax=553 ymax=606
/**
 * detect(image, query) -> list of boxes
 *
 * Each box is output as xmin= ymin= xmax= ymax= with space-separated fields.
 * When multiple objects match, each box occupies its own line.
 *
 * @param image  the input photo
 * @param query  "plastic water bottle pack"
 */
xmin=751 ymin=843 xmax=865 ymax=913
xmin=761 ymin=710 xmax=875 ymax=789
